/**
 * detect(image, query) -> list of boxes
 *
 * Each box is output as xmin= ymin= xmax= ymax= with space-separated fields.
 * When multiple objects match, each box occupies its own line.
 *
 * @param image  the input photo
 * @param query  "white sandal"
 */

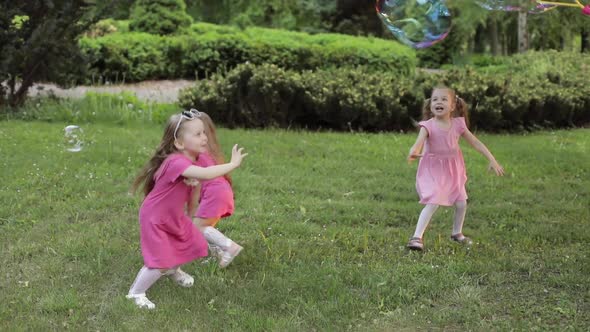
xmin=219 ymin=242 xmax=243 ymax=268
xmin=168 ymin=268 xmax=194 ymax=287
xmin=126 ymin=293 xmax=156 ymax=309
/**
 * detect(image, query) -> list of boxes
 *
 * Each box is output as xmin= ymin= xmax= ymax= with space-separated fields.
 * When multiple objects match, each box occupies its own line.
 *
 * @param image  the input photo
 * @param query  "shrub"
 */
xmin=129 ymin=0 xmax=193 ymax=35
xmin=79 ymin=22 xmax=416 ymax=83
xmin=178 ymin=55 xmax=590 ymax=132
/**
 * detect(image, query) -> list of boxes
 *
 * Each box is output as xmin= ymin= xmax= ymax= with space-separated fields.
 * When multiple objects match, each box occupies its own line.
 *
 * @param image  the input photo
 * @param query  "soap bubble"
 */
xmin=64 ymin=125 xmax=84 ymax=152
xmin=376 ymin=0 xmax=452 ymax=49
xmin=476 ymin=0 xmax=554 ymax=14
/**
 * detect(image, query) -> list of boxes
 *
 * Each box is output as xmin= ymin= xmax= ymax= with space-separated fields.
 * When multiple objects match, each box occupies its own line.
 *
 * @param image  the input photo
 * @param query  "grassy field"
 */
xmin=1 ymin=120 xmax=588 ymax=331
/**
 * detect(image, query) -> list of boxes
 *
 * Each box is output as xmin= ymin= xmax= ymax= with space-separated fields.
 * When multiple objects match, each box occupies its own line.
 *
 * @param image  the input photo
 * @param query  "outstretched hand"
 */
xmin=488 ymin=161 xmax=505 ymax=176
xmin=230 ymin=144 xmax=248 ymax=167
xmin=407 ymin=151 xmax=423 ymax=164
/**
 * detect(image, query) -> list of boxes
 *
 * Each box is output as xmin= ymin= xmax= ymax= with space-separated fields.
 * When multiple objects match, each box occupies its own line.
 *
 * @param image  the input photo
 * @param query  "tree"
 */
xmin=185 ymin=0 xmax=336 ymax=33
xmin=129 ymin=0 xmax=193 ymax=35
xmin=582 ymin=26 xmax=589 ymax=53
xmin=517 ymin=10 xmax=529 ymax=52
xmin=0 ymin=1 xmax=103 ymax=108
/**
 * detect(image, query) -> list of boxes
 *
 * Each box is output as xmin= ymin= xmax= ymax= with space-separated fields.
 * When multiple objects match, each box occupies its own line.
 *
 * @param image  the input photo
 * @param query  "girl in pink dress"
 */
xmin=406 ymin=87 xmax=504 ymax=251
xmin=127 ymin=109 xmax=248 ymax=309
xmin=185 ymin=112 xmax=243 ymax=268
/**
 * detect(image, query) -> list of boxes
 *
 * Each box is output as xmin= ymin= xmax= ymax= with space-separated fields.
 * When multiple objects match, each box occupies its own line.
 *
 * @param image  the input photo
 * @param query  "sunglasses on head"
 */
xmin=174 ymin=108 xmax=202 ymax=141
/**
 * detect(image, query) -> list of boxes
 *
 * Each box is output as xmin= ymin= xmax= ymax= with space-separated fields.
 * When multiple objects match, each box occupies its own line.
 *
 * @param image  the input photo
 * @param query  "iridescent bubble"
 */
xmin=376 ymin=0 xmax=452 ymax=49
xmin=64 ymin=125 xmax=84 ymax=152
xmin=476 ymin=0 xmax=554 ymax=14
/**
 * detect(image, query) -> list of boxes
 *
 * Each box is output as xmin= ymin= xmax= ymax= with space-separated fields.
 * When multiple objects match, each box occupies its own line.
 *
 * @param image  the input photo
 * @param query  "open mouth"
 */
xmin=434 ymin=106 xmax=444 ymax=111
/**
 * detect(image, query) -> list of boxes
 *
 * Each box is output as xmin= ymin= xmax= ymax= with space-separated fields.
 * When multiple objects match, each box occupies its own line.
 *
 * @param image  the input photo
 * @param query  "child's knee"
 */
xmin=197 ymin=218 xmax=220 ymax=228
xmin=455 ymin=201 xmax=467 ymax=209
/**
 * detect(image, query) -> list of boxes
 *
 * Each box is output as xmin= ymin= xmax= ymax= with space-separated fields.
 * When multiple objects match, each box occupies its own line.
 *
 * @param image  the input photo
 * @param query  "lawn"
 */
xmin=1 ymin=120 xmax=588 ymax=330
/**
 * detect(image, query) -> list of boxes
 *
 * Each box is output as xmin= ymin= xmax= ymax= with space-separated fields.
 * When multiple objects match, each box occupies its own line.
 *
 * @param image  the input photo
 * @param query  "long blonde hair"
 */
xmin=422 ymin=87 xmax=469 ymax=127
xmin=198 ymin=112 xmax=232 ymax=185
xmin=131 ymin=113 xmax=191 ymax=197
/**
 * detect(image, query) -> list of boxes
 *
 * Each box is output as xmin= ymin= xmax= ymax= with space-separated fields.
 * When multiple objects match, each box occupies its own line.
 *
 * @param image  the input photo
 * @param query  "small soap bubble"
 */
xmin=64 ymin=125 xmax=84 ymax=152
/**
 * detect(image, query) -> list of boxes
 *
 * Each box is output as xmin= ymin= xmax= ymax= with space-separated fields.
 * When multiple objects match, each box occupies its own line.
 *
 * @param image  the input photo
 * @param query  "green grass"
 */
xmin=1 ymin=120 xmax=589 ymax=330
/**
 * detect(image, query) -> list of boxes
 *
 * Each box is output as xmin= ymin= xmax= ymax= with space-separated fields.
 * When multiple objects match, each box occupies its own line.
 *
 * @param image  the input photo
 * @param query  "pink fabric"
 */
xmin=416 ymin=117 xmax=468 ymax=206
xmin=138 ymin=153 xmax=208 ymax=269
xmin=194 ymin=152 xmax=234 ymax=219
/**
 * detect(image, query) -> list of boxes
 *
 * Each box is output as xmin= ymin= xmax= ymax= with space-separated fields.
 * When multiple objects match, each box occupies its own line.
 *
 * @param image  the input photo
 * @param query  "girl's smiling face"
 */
xmin=176 ymin=118 xmax=209 ymax=156
xmin=430 ymin=89 xmax=454 ymax=118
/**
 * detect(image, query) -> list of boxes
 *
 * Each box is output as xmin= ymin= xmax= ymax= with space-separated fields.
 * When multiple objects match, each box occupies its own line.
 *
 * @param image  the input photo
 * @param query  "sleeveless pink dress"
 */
xmin=138 ymin=153 xmax=208 ymax=268
xmin=416 ymin=117 xmax=468 ymax=206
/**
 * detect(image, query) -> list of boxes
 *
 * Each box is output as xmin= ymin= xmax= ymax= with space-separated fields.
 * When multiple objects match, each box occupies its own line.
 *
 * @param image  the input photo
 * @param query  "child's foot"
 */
xmin=168 ymin=268 xmax=194 ymax=287
xmin=219 ymin=242 xmax=243 ymax=268
xmin=407 ymin=237 xmax=424 ymax=251
xmin=126 ymin=293 xmax=156 ymax=309
xmin=450 ymin=233 xmax=473 ymax=246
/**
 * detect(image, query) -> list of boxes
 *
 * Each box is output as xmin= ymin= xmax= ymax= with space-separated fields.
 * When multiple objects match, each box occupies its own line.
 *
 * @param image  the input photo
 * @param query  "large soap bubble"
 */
xmin=376 ymin=0 xmax=452 ymax=49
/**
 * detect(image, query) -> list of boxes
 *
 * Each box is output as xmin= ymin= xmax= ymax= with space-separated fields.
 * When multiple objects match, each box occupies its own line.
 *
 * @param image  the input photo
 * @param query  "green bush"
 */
xmin=178 ymin=63 xmax=425 ymax=131
xmin=80 ymin=33 xmax=171 ymax=82
xmin=79 ymin=22 xmax=416 ymax=83
xmin=178 ymin=54 xmax=590 ymax=132
xmin=129 ymin=0 xmax=193 ymax=35
xmin=85 ymin=19 xmax=120 ymax=38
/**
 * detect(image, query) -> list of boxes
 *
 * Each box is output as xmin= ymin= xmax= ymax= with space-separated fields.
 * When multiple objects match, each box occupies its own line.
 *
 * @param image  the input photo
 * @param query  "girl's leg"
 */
xmin=166 ymin=266 xmax=194 ymax=287
xmin=195 ymin=217 xmax=221 ymax=228
xmin=452 ymin=200 xmax=467 ymax=236
xmin=195 ymin=217 xmax=229 ymax=249
xmin=412 ymin=204 xmax=439 ymax=239
xmin=194 ymin=217 xmax=243 ymax=268
xmin=451 ymin=200 xmax=472 ymax=244
xmin=192 ymin=217 xmax=223 ymax=258
xmin=127 ymin=266 xmax=164 ymax=309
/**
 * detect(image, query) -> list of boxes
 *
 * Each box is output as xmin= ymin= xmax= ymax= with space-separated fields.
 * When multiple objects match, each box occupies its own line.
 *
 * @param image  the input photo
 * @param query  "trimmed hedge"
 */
xmin=178 ymin=63 xmax=428 ymax=131
xmin=79 ymin=22 xmax=416 ymax=83
xmin=178 ymin=52 xmax=590 ymax=132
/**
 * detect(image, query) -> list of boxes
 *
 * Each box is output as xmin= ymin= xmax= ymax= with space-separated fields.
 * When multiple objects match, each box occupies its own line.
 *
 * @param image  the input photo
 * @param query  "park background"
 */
xmin=1 ymin=1 xmax=589 ymax=330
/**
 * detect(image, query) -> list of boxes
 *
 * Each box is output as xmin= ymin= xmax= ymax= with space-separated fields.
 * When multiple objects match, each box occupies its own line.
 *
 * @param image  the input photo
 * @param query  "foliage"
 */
xmin=78 ymin=22 xmax=416 ymax=83
xmin=129 ymin=0 xmax=193 ymax=35
xmin=179 ymin=51 xmax=590 ymax=131
xmin=0 ymin=0 xmax=101 ymax=108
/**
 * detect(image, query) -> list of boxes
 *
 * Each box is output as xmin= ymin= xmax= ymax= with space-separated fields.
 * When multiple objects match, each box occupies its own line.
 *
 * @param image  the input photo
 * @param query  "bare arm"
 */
xmin=182 ymin=144 xmax=248 ymax=180
xmin=182 ymin=163 xmax=237 ymax=180
xmin=461 ymin=129 xmax=505 ymax=176
xmin=407 ymin=127 xmax=428 ymax=163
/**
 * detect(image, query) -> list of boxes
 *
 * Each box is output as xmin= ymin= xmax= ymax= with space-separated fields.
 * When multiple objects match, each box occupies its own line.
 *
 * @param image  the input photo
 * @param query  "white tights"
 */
xmin=412 ymin=201 xmax=467 ymax=238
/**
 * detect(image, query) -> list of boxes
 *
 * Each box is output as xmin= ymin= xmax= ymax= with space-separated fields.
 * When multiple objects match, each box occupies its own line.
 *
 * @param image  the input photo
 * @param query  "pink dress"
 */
xmin=138 ymin=153 xmax=208 ymax=269
xmin=194 ymin=152 xmax=234 ymax=219
xmin=416 ymin=117 xmax=468 ymax=206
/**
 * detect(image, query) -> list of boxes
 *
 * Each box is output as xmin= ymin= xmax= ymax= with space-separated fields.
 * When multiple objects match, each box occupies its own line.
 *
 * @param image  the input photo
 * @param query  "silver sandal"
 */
xmin=407 ymin=237 xmax=424 ymax=251
xmin=450 ymin=233 xmax=473 ymax=245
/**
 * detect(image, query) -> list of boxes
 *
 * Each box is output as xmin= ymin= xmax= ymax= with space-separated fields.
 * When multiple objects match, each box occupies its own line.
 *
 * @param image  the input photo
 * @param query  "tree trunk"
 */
xmin=9 ymin=81 xmax=32 ymax=107
xmin=582 ymin=27 xmax=589 ymax=53
xmin=9 ymin=75 xmax=16 ymax=97
xmin=517 ymin=10 xmax=528 ymax=53
xmin=8 ymin=62 xmax=42 ymax=107
xmin=489 ymin=16 xmax=499 ymax=55
xmin=474 ymin=24 xmax=486 ymax=53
